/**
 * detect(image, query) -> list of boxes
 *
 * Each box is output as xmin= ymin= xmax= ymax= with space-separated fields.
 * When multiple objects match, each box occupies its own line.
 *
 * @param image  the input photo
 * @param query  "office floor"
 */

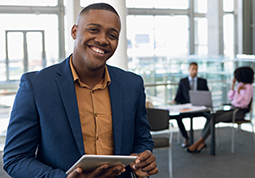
xmin=151 ymin=127 xmax=255 ymax=178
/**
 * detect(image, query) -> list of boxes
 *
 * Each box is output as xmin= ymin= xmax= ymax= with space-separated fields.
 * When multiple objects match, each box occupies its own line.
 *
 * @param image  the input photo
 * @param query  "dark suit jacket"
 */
xmin=3 ymin=55 xmax=153 ymax=178
xmin=174 ymin=77 xmax=209 ymax=104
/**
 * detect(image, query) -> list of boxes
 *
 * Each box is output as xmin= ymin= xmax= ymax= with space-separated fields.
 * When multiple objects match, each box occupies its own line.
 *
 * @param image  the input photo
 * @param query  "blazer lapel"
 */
xmin=107 ymin=66 xmax=123 ymax=155
xmin=55 ymin=57 xmax=85 ymax=155
xmin=184 ymin=77 xmax=190 ymax=90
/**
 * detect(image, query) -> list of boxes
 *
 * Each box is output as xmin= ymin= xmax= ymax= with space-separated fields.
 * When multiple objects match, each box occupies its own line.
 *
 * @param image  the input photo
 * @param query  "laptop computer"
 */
xmin=189 ymin=90 xmax=213 ymax=108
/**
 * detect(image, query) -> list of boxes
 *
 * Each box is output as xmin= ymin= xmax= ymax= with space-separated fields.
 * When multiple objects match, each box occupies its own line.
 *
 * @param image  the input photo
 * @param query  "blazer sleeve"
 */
xmin=3 ymin=74 xmax=67 ymax=178
xmin=204 ymin=79 xmax=209 ymax=91
xmin=198 ymin=78 xmax=209 ymax=91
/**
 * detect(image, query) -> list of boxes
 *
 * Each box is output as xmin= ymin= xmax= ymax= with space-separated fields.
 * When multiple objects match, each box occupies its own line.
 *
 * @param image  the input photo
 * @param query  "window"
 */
xmin=0 ymin=0 xmax=57 ymax=6
xmin=0 ymin=14 xmax=58 ymax=81
xmin=126 ymin=0 xmax=189 ymax=9
xmin=194 ymin=0 xmax=207 ymax=13
xmin=223 ymin=0 xmax=234 ymax=12
xmin=127 ymin=15 xmax=188 ymax=71
xmin=194 ymin=17 xmax=208 ymax=56
xmin=223 ymin=14 xmax=234 ymax=57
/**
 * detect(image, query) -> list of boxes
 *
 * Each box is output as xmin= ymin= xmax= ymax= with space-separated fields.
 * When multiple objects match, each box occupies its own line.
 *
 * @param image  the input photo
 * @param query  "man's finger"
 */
xmin=66 ymin=167 xmax=82 ymax=178
xmin=147 ymin=167 xmax=159 ymax=175
xmin=96 ymin=165 xmax=125 ymax=178
xmin=139 ymin=150 xmax=151 ymax=158
xmin=90 ymin=164 xmax=109 ymax=177
xmin=140 ymin=160 xmax=157 ymax=172
xmin=129 ymin=153 xmax=140 ymax=167
xmin=132 ymin=150 xmax=154 ymax=170
xmin=136 ymin=150 xmax=151 ymax=163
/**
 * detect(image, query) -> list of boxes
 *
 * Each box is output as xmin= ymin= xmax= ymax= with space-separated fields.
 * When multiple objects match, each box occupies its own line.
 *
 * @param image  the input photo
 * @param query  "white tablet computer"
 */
xmin=66 ymin=155 xmax=138 ymax=174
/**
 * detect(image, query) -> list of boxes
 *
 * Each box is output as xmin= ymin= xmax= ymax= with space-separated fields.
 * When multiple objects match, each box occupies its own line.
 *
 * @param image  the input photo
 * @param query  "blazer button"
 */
xmin=95 ymin=113 xmax=97 ymax=117
xmin=96 ymin=136 xmax=99 ymax=140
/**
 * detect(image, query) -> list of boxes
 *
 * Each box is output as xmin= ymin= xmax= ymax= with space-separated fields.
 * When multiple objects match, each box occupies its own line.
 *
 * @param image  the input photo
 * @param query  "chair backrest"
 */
xmin=247 ymin=97 xmax=253 ymax=120
xmin=231 ymin=97 xmax=253 ymax=123
xmin=146 ymin=108 xmax=173 ymax=178
xmin=248 ymin=97 xmax=253 ymax=111
xmin=146 ymin=108 xmax=170 ymax=131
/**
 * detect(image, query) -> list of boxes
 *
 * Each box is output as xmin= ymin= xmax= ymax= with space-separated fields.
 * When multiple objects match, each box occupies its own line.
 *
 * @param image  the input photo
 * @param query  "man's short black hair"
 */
xmin=234 ymin=66 xmax=254 ymax=84
xmin=189 ymin=62 xmax=198 ymax=67
xmin=79 ymin=3 xmax=119 ymax=17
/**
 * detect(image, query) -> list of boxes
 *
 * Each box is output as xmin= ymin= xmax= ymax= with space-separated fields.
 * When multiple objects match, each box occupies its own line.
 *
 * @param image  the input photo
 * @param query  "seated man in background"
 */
xmin=170 ymin=62 xmax=209 ymax=148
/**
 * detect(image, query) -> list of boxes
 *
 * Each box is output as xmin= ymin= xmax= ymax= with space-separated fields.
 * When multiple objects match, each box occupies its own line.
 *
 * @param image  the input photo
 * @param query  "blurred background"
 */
xmin=0 ymin=0 xmax=255 ymax=151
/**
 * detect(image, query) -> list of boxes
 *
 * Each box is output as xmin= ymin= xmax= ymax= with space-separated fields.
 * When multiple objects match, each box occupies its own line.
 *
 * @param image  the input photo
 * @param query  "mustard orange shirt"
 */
xmin=70 ymin=57 xmax=114 ymax=155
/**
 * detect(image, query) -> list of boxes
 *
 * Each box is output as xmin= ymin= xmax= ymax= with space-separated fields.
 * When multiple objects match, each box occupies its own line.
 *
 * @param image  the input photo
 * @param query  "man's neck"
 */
xmin=71 ymin=58 xmax=105 ymax=89
xmin=79 ymin=68 xmax=105 ymax=89
xmin=189 ymin=75 xmax=196 ymax=79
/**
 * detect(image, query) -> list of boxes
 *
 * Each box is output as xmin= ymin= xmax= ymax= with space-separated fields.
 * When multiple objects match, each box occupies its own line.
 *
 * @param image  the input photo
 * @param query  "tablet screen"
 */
xmin=66 ymin=155 xmax=138 ymax=174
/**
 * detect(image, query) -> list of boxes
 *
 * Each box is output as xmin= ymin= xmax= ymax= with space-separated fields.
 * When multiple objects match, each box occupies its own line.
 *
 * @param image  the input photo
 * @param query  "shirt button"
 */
xmin=92 ymin=90 xmax=94 ymax=94
xmin=95 ymin=113 xmax=97 ymax=117
xmin=96 ymin=136 xmax=99 ymax=140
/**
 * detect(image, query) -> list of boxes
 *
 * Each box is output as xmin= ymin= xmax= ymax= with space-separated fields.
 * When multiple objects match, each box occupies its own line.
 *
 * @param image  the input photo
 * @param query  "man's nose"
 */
xmin=95 ymin=33 xmax=109 ymax=45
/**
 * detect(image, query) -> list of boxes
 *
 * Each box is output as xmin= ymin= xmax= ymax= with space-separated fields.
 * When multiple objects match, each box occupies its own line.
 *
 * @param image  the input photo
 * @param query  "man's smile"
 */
xmin=89 ymin=45 xmax=109 ymax=55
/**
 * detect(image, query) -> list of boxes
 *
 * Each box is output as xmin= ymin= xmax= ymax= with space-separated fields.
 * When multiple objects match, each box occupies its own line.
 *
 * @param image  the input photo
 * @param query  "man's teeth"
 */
xmin=91 ymin=47 xmax=105 ymax=54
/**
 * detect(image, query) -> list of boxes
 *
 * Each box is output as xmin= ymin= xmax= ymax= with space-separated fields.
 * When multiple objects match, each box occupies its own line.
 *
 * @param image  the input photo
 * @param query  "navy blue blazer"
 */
xmin=3 ymin=55 xmax=153 ymax=178
xmin=174 ymin=77 xmax=209 ymax=104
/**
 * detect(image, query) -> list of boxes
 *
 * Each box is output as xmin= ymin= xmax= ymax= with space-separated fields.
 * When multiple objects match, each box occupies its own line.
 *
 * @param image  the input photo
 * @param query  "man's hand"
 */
xmin=67 ymin=164 xmax=125 ymax=178
xmin=169 ymin=100 xmax=176 ymax=105
xmin=130 ymin=150 xmax=159 ymax=177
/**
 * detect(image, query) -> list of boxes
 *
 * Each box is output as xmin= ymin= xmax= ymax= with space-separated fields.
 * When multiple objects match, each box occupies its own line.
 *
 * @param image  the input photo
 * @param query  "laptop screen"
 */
xmin=189 ymin=90 xmax=213 ymax=108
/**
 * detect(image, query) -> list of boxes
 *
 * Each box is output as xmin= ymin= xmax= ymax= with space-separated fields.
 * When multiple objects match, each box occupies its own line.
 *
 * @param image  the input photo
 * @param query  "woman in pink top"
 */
xmin=186 ymin=66 xmax=254 ymax=153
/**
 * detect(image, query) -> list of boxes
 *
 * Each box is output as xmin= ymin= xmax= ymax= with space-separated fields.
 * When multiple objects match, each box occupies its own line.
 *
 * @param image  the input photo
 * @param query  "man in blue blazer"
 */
xmin=3 ymin=3 xmax=158 ymax=178
xmin=170 ymin=62 xmax=209 ymax=148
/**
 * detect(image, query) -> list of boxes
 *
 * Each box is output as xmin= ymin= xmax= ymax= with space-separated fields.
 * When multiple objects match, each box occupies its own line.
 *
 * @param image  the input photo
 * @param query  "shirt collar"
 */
xmin=188 ymin=75 xmax=197 ymax=81
xmin=70 ymin=55 xmax=79 ymax=82
xmin=69 ymin=55 xmax=111 ymax=89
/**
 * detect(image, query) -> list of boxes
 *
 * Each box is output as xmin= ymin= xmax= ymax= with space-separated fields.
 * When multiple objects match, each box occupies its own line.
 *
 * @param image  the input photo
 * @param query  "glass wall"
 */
xmin=126 ymin=0 xmax=189 ymax=9
xmin=127 ymin=15 xmax=189 ymax=71
xmin=132 ymin=57 xmax=255 ymax=108
xmin=194 ymin=0 xmax=207 ymax=13
xmin=0 ymin=14 xmax=59 ymax=82
xmin=223 ymin=14 xmax=234 ymax=57
xmin=194 ymin=17 xmax=208 ymax=55
xmin=0 ymin=0 xmax=57 ymax=6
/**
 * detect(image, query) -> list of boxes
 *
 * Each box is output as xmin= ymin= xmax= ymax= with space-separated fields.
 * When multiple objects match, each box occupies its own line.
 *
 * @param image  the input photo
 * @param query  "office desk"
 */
xmin=158 ymin=104 xmax=215 ymax=155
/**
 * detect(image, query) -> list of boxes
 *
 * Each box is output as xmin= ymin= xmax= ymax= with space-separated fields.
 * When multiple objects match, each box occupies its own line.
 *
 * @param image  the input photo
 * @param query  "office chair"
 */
xmin=217 ymin=98 xmax=255 ymax=153
xmin=146 ymin=108 xmax=173 ymax=178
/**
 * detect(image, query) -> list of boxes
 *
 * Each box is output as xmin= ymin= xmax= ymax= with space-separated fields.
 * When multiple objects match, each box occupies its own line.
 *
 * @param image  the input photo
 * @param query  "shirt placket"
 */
xmin=91 ymin=89 xmax=99 ymax=154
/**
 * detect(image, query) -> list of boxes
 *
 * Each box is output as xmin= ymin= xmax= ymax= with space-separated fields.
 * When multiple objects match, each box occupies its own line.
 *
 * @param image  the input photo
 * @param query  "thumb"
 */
xmin=67 ymin=167 xmax=82 ymax=178
xmin=129 ymin=153 xmax=139 ymax=169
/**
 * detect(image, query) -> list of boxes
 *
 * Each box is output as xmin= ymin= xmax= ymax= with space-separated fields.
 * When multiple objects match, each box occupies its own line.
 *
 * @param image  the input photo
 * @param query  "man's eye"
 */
xmin=89 ymin=28 xmax=98 ymax=32
xmin=109 ymin=34 xmax=118 ymax=39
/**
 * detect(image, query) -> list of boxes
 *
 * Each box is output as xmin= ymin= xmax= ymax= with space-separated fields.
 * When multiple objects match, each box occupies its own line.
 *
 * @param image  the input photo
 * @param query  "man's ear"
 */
xmin=71 ymin=25 xmax=78 ymax=40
